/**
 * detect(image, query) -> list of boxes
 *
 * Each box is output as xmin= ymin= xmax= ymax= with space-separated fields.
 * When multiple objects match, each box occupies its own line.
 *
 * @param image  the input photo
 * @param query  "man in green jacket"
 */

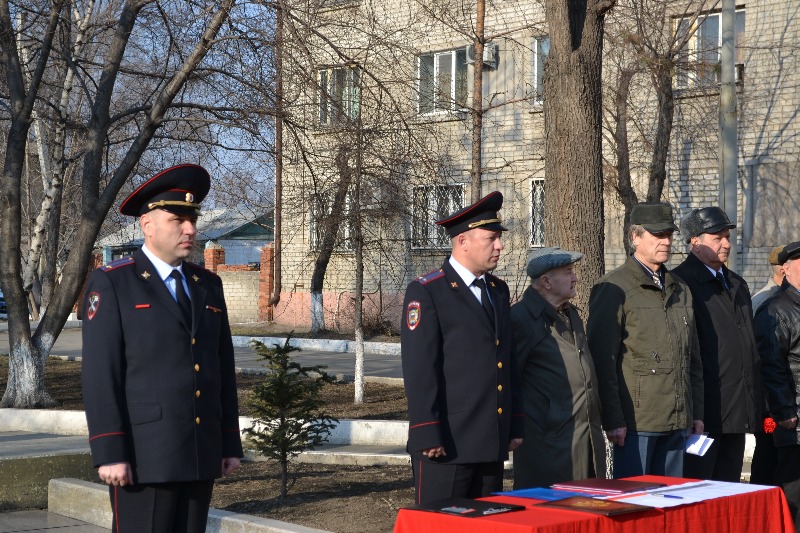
xmin=586 ymin=202 xmax=704 ymax=478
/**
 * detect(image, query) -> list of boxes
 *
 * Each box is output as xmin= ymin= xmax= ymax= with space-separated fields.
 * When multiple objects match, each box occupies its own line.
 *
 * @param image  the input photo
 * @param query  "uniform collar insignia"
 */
xmin=192 ymin=274 xmax=200 ymax=283
xmin=450 ymin=281 xmax=458 ymax=288
xmin=141 ymin=271 xmax=151 ymax=280
xmin=490 ymin=281 xmax=496 ymax=287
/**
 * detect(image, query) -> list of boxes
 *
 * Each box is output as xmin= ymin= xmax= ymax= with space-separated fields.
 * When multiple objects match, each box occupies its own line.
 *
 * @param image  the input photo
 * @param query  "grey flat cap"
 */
xmin=526 ymin=247 xmax=583 ymax=279
xmin=681 ymin=206 xmax=736 ymax=243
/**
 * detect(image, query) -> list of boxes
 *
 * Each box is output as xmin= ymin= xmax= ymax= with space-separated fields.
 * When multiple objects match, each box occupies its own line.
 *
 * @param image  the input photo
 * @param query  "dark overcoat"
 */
xmin=510 ymin=287 xmax=606 ymax=488
xmin=673 ymin=252 xmax=761 ymax=433
xmin=400 ymin=260 xmax=524 ymax=464
xmin=81 ymin=248 xmax=243 ymax=484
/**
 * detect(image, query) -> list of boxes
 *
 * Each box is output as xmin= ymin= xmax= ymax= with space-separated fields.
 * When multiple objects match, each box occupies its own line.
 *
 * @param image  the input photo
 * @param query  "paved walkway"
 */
xmin=0 ymin=328 xmax=404 ymax=381
xmin=0 ymin=510 xmax=105 ymax=533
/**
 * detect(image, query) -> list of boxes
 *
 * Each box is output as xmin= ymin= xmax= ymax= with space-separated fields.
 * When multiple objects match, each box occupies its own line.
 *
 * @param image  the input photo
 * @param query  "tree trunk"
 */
xmin=310 ymin=145 xmax=354 ymax=333
xmin=543 ymin=0 xmax=614 ymax=312
xmin=646 ymin=61 xmax=674 ymax=201
xmin=612 ymin=67 xmax=638 ymax=254
xmin=353 ymin=125 xmax=364 ymax=405
xmin=469 ymin=0 xmax=486 ymax=203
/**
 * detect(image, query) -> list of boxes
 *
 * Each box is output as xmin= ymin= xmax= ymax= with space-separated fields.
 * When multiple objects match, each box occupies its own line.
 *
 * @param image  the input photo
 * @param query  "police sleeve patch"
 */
xmin=87 ymin=292 xmax=100 ymax=320
xmin=406 ymin=300 xmax=421 ymax=330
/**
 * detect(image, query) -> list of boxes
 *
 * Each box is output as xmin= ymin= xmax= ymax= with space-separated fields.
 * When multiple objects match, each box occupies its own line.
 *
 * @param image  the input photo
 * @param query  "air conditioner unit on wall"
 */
xmin=465 ymin=42 xmax=498 ymax=69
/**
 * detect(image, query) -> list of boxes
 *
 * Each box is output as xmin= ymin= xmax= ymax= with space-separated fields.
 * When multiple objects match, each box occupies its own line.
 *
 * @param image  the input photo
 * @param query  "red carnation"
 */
xmin=764 ymin=417 xmax=777 ymax=434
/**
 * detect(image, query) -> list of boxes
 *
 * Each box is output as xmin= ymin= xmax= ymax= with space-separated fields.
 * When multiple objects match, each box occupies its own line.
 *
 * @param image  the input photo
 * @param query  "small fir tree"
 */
xmin=244 ymin=337 xmax=338 ymax=499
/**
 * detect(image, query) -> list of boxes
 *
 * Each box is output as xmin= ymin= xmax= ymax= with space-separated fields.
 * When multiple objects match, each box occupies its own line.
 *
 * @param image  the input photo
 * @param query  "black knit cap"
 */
xmin=119 ymin=164 xmax=210 ymax=217
xmin=435 ymin=191 xmax=507 ymax=238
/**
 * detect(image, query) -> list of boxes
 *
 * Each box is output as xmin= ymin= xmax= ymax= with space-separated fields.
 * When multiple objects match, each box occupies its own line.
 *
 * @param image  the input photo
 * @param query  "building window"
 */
xmin=412 ymin=185 xmax=464 ymax=248
xmin=310 ymin=192 xmax=353 ymax=251
xmin=532 ymin=36 xmax=550 ymax=103
xmin=676 ymin=9 xmax=745 ymax=89
xmin=530 ymin=178 xmax=545 ymax=247
xmin=418 ymin=49 xmax=469 ymax=114
xmin=318 ymin=66 xmax=360 ymax=126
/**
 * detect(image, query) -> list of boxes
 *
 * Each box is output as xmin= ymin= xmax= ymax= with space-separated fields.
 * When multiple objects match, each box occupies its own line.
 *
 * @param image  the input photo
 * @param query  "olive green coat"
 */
xmin=586 ymin=257 xmax=704 ymax=433
xmin=511 ymin=287 xmax=606 ymax=489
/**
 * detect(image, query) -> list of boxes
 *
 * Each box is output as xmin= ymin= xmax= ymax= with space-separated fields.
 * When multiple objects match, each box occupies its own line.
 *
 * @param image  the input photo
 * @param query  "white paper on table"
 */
xmin=603 ymin=480 xmax=776 ymax=508
xmin=685 ymin=433 xmax=714 ymax=456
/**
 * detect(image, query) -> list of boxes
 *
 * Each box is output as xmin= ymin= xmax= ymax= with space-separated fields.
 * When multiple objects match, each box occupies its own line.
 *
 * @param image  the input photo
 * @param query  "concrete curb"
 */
xmin=233 ymin=336 xmax=400 ymax=356
xmin=0 ymin=410 xmax=409 ymax=447
xmin=48 ymin=478 xmax=333 ymax=533
xmin=0 ymin=320 xmax=81 ymax=333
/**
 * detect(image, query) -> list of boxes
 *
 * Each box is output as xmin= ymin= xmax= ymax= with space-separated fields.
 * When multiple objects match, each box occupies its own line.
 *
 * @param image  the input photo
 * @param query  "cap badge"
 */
xmin=185 ymin=192 xmax=194 ymax=203
xmin=406 ymin=300 xmax=421 ymax=331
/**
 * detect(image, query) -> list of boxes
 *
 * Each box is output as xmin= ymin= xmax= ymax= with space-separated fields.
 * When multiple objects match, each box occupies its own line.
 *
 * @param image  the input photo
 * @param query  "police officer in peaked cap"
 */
xmin=400 ymin=191 xmax=524 ymax=504
xmin=81 ymin=164 xmax=243 ymax=532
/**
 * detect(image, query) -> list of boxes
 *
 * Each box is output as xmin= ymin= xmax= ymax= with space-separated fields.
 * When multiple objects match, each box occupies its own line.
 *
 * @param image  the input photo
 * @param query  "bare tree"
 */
xmin=0 ymin=0 xmax=241 ymax=407
xmin=602 ymin=0 xmax=720 ymax=251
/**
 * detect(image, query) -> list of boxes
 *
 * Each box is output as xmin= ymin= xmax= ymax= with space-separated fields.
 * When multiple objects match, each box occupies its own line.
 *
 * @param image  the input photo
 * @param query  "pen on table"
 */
xmin=652 ymin=493 xmax=684 ymax=499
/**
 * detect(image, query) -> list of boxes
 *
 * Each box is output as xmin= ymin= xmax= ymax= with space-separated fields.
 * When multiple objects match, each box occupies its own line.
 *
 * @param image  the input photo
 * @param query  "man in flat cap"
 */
xmin=752 ymin=245 xmax=787 ymax=313
xmin=587 ymin=202 xmax=704 ymax=478
xmin=81 ymin=164 xmax=242 ymax=532
xmin=755 ymin=241 xmax=800 ymax=527
xmin=750 ymin=244 xmax=786 ymax=486
xmin=511 ymin=248 xmax=605 ymax=488
xmin=401 ymin=190 xmax=523 ymax=504
xmin=673 ymin=206 xmax=760 ymax=482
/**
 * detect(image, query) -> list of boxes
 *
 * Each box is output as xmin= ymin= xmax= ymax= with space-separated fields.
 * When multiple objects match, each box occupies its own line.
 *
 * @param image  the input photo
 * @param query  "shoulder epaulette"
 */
xmin=183 ymin=261 xmax=220 ymax=281
xmin=416 ymin=269 xmax=445 ymax=285
xmin=100 ymin=257 xmax=134 ymax=272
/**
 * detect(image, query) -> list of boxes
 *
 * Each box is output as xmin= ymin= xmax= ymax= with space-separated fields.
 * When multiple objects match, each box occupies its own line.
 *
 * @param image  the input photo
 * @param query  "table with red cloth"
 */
xmin=393 ymin=476 xmax=794 ymax=533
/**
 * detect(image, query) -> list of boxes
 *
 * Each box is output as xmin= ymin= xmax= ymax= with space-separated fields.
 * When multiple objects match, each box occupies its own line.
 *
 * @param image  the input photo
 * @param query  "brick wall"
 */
xmin=218 ymin=270 xmax=260 ymax=323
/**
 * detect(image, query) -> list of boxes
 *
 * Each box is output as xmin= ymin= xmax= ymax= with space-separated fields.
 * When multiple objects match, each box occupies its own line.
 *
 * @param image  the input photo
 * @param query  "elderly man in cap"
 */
xmin=673 ymin=207 xmax=761 ymax=482
xmin=401 ymin=191 xmax=523 ymax=504
xmin=755 ymin=241 xmax=800 ymax=528
xmin=587 ymin=202 xmax=704 ymax=478
xmin=750 ymin=244 xmax=786 ymax=486
xmin=752 ymin=245 xmax=787 ymax=313
xmin=511 ymin=248 xmax=605 ymax=489
xmin=81 ymin=164 xmax=242 ymax=532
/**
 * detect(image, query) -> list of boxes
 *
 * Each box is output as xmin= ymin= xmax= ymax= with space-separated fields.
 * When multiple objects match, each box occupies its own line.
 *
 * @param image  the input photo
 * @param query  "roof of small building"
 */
xmin=96 ymin=208 xmax=273 ymax=249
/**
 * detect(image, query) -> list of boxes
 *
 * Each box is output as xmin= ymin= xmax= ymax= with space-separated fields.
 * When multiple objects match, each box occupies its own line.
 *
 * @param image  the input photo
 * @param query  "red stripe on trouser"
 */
xmin=417 ymin=460 xmax=423 ymax=504
xmin=113 ymin=485 xmax=119 ymax=533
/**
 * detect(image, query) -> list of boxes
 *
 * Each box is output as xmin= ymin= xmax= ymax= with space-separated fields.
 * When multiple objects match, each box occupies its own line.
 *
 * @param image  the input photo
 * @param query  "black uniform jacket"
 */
xmin=673 ymin=253 xmax=761 ymax=433
xmin=81 ymin=248 xmax=243 ymax=484
xmin=400 ymin=260 xmax=524 ymax=464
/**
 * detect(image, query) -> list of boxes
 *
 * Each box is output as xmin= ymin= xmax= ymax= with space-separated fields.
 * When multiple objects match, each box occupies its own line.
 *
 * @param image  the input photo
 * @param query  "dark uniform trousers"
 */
xmin=82 ymin=249 xmax=243 ymax=533
xmin=110 ymin=481 xmax=213 ymax=533
xmin=400 ymin=260 xmax=524 ymax=505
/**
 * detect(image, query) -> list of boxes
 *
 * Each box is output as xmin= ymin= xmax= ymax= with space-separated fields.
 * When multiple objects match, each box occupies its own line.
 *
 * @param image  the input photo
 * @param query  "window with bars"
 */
xmin=532 ymin=36 xmax=550 ymax=104
xmin=412 ymin=185 xmax=464 ymax=248
xmin=418 ymin=49 xmax=469 ymax=115
xmin=675 ymin=9 xmax=745 ymax=89
xmin=318 ymin=66 xmax=361 ymax=126
xmin=309 ymin=192 xmax=354 ymax=251
xmin=530 ymin=178 xmax=545 ymax=247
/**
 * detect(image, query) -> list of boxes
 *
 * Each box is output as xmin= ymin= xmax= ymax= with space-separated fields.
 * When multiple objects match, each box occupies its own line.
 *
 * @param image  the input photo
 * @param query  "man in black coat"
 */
xmin=401 ymin=191 xmax=524 ymax=504
xmin=674 ymin=206 xmax=761 ymax=482
xmin=755 ymin=241 xmax=800 ymax=529
xmin=81 ymin=164 xmax=243 ymax=532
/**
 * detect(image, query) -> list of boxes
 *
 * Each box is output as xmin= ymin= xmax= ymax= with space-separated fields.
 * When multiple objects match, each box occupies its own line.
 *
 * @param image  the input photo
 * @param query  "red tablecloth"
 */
xmin=393 ymin=476 xmax=795 ymax=533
